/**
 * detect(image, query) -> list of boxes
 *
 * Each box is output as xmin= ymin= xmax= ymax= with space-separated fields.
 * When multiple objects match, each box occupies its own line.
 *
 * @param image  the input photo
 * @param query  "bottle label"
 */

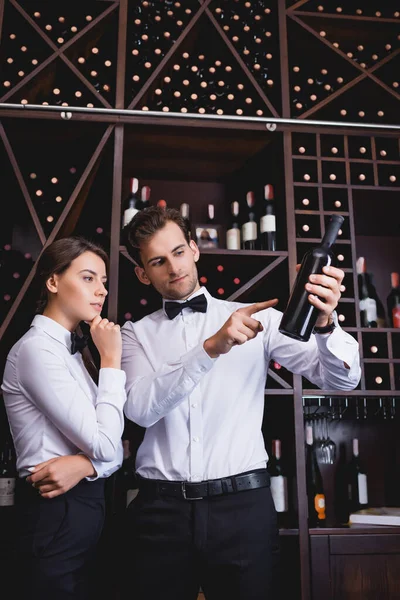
xmin=0 ymin=478 xmax=16 ymax=506
xmin=242 ymin=222 xmax=257 ymax=242
xmin=358 ymin=473 xmax=368 ymax=505
xmin=0 ymin=494 xmax=14 ymax=506
xmin=314 ymin=493 xmax=326 ymax=520
xmin=123 ymin=207 xmax=139 ymax=227
xmin=226 ymin=228 xmax=241 ymax=250
xmin=359 ymin=298 xmax=377 ymax=322
xmin=271 ymin=475 xmax=288 ymax=512
xmin=392 ymin=306 xmax=400 ymax=328
xmin=260 ymin=214 xmax=276 ymax=233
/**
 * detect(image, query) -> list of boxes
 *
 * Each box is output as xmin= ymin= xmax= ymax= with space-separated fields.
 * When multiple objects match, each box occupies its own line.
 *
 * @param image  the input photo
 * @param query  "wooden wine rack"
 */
xmin=1 ymin=2 xmax=400 ymax=599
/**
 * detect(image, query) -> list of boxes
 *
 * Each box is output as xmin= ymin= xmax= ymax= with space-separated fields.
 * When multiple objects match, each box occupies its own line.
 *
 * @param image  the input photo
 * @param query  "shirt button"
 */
xmin=193 ymin=436 xmax=199 ymax=443
xmin=191 ymin=403 xmax=197 ymax=408
xmin=200 ymin=366 xmax=206 ymax=372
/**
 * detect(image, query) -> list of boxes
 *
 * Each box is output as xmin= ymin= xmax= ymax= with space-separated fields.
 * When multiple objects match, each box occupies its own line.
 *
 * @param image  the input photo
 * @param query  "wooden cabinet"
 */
xmin=0 ymin=2 xmax=399 ymax=599
xmin=311 ymin=531 xmax=400 ymax=600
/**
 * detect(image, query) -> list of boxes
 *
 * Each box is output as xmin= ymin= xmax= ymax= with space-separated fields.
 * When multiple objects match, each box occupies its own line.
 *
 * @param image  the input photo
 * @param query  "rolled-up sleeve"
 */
xmin=263 ymin=308 xmax=361 ymax=391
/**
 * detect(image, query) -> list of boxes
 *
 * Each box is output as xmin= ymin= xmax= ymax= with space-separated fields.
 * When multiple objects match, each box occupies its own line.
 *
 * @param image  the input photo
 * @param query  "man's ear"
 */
xmin=135 ymin=266 xmax=151 ymax=286
xmin=189 ymin=239 xmax=200 ymax=263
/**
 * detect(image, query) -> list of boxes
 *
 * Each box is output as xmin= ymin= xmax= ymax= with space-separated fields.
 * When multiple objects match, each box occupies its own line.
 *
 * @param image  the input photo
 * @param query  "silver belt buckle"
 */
xmin=181 ymin=481 xmax=203 ymax=500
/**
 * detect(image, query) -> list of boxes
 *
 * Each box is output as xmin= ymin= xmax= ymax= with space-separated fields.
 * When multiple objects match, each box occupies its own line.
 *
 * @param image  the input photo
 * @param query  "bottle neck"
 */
xmin=320 ymin=215 xmax=344 ymax=248
xmin=352 ymin=438 xmax=359 ymax=457
xmin=273 ymin=439 xmax=281 ymax=460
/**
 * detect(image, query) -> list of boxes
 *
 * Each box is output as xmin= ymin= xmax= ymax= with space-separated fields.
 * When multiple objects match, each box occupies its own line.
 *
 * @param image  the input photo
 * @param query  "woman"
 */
xmin=1 ymin=236 xmax=126 ymax=600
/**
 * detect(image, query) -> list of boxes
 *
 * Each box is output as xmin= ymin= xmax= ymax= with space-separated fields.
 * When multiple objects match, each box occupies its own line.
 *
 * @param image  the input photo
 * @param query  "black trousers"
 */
xmin=14 ymin=477 xmax=105 ymax=600
xmin=122 ymin=474 xmax=280 ymax=600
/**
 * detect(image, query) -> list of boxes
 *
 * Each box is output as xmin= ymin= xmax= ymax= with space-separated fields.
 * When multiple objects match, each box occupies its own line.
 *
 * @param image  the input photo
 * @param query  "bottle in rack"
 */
xmin=121 ymin=439 xmax=138 ymax=508
xmin=207 ymin=203 xmax=216 ymax=226
xmin=122 ymin=177 xmax=140 ymax=229
xmin=347 ymin=438 xmax=368 ymax=514
xmin=0 ymin=438 xmax=16 ymax=509
xmin=259 ymin=183 xmax=276 ymax=251
xmin=279 ymin=214 xmax=344 ymax=342
xmin=241 ymin=191 xmax=258 ymax=250
xmin=356 ymin=257 xmax=386 ymax=328
xmin=305 ymin=424 xmax=326 ymax=528
xmin=137 ymin=184 xmax=151 ymax=211
xmin=226 ymin=201 xmax=241 ymax=250
xmin=180 ymin=202 xmax=192 ymax=239
xmin=268 ymin=439 xmax=289 ymax=528
xmin=386 ymin=272 xmax=400 ymax=328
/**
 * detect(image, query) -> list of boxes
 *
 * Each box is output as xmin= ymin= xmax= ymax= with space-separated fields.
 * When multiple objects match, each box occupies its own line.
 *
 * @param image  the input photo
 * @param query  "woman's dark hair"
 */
xmin=35 ymin=236 xmax=109 ymax=314
xmin=124 ymin=206 xmax=190 ymax=267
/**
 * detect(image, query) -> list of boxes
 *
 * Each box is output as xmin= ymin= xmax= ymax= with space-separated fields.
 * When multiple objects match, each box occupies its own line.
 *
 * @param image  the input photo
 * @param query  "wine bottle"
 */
xmin=348 ymin=438 xmax=368 ymax=514
xmin=279 ymin=214 xmax=344 ymax=342
xmin=121 ymin=439 xmax=138 ymax=508
xmin=305 ymin=424 xmax=326 ymax=528
xmin=356 ymin=257 xmax=386 ymax=327
xmin=226 ymin=201 xmax=241 ymax=250
xmin=180 ymin=202 xmax=192 ymax=239
xmin=0 ymin=438 xmax=16 ymax=508
xmin=207 ymin=203 xmax=215 ymax=225
xmin=137 ymin=185 xmax=151 ymax=210
xmin=241 ymin=191 xmax=258 ymax=250
xmin=260 ymin=183 xmax=276 ymax=251
xmin=122 ymin=177 xmax=140 ymax=229
xmin=268 ymin=439 xmax=289 ymax=527
xmin=387 ymin=272 xmax=400 ymax=328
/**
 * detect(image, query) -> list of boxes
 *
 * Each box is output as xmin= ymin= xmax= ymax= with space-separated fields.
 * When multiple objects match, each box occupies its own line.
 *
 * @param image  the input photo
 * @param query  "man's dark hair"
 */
xmin=124 ymin=206 xmax=190 ymax=267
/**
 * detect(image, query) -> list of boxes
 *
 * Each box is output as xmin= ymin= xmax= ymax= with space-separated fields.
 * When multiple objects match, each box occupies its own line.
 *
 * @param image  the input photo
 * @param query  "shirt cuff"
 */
xmin=315 ymin=316 xmax=360 ymax=378
xmin=85 ymin=441 xmax=123 ymax=480
xmin=182 ymin=343 xmax=217 ymax=382
xmin=97 ymin=368 xmax=126 ymax=402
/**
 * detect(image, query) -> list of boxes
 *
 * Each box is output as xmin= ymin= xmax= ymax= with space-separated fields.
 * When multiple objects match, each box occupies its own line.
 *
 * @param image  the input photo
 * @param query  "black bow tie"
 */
xmin=164 ymin=294 xmax=208 ymax=320
xmin=71 ymin=332 xmax=89 ymax=354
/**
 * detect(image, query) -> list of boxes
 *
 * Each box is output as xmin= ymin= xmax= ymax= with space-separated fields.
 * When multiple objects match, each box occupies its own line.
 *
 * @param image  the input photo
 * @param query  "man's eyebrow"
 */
xmin=147 ymin=244 xmax=185 ymax=264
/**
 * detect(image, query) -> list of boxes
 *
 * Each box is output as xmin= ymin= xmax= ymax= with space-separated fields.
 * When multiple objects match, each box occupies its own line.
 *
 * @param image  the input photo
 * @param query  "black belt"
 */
xmin=137 ymin=469 xmax=270 ymax=501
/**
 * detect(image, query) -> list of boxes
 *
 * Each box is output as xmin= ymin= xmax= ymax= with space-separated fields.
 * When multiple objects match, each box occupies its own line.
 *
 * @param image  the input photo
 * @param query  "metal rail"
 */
xmin=1 ymin=102 xmax=400 ymax=131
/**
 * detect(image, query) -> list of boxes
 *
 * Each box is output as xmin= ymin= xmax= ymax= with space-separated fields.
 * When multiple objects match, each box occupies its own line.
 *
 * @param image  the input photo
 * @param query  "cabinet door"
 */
xmin=330 ymin=535 xmax=400 ymax=600
xmin=311 ymin=534 xmax=400 ymax=600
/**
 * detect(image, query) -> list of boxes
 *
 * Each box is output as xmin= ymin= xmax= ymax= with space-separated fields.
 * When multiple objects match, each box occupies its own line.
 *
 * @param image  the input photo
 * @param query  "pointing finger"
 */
xmin=238 ymin=299 xmax=278 ymax=317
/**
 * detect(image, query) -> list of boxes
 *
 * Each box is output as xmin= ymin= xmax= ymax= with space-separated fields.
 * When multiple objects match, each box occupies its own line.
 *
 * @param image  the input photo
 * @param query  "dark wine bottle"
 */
xmin=122 ymin=177 xmax=140 ymax=229
xmin=207 ymin=203 xmax=215 ymax=225
xmin=268 ymin=439 xmax=289 ymax=527
xmin=279 ymin=214 xmax=344 ymax=341
xmin=305 ymin=424 xmax=326 ymax=528
xmin=226 ymin=200 xmax=241 ymax=250
xmin=137 ymin=184 xmax=151 ymax=210
xmin=180 ymin=202 xmax=192 ymax=239
xmin=260 ymin=183 xmax=276 ymax=251
xmin=348 ymin=438 xmax=368 ymax=514
xmin=387 ymin=272 xmax=400 ymax=328
xmin=356 ymin=257 xmax=386 ymax=328
xmin=241 ymin=191 xmax=258 ymax=250
xmin=121 ymin=439 xmax=138 ymax=508
xmin=0 ymin=438 xmax=16 ymax=509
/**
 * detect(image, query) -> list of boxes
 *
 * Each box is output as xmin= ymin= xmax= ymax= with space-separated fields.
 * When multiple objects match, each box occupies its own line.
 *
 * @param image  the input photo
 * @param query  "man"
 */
xmin=120 ymin=206 xmax=361 ymax=600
